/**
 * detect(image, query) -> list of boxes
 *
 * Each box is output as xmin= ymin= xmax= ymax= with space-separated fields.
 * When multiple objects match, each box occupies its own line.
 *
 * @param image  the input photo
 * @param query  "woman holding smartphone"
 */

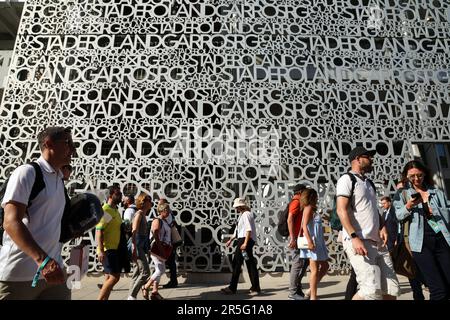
xmin=393 ymin=160 xmax=450 ymax=300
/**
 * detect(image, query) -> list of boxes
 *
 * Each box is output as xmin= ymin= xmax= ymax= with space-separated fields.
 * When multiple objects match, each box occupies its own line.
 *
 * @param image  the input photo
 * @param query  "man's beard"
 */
xmin=361 ymin=163 xmax=373 ymax=173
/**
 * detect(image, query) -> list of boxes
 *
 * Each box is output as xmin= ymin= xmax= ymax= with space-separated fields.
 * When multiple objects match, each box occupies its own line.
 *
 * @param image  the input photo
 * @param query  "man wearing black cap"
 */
xmin=287 ymin=184 xmax=309 ymax=300
xmin=336 ymin=146 xmax=400 ymax=300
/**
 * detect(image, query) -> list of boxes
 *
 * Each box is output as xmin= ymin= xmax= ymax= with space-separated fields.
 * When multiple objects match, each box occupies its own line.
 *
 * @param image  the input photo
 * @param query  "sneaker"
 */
xmin=163 ymin=281 xmax=178 ymax=288
xmin=288 ymin=293 xmax=306 ymax=300
xmin=127 ymin=296 xmax=137 ymax=300
xmin=220 ymin=287 xmax=235 ymax=295
xmin=249 ymin=287 xmax=261 ymax=295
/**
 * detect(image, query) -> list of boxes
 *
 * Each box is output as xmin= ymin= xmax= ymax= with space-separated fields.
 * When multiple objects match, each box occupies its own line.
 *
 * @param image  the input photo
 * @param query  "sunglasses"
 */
xmin=407 ymin=174 xmax=424 ymax=180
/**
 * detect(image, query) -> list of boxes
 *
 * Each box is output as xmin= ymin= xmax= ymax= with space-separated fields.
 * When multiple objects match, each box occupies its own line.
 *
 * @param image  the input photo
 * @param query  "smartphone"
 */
xmin=411 ymin=193 xmax=422 ymax=201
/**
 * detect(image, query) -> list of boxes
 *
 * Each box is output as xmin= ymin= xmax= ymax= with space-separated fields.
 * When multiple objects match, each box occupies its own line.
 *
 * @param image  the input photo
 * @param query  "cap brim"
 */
xmin=366 ymin=150 xmax=376 ymax=157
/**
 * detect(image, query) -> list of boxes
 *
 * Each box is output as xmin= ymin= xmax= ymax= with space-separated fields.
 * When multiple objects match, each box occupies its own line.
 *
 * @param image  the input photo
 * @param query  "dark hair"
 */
xmin=380 ymin=196 xmax=391 ymax=202
xmin=37 ymin=127 xmax=71 ymax=151
xmin=108 ymin=185 xmax=121 ymax=197
xmin=401 ymin=160 xmax=434 ymax=187
xmin=62 ymin=164 xmax=73 ymax=171
xmin=293 ymin=184 xmax=307 ymax=194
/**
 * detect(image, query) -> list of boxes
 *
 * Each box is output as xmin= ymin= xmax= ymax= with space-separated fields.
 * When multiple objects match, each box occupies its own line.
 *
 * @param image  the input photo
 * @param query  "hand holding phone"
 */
xmin=406 ymin=192 xmax=423 ymax=210
xmin=411 ymin=193 xmax=422 ymax=201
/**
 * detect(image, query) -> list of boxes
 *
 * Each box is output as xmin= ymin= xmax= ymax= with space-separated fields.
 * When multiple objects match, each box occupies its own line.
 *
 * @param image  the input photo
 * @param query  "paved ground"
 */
xmin=71 ymin=271 xmax=426 ymax=300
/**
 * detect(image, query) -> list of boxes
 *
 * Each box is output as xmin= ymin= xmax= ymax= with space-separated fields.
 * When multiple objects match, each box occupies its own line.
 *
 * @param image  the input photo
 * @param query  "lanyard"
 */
xmin=31 ymin=256 xmax=51 ymax=288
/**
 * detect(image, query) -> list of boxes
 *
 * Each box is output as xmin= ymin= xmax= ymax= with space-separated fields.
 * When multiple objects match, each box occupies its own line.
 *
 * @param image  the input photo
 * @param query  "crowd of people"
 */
xmin=0 ymin=126 xmax=449 ymax=300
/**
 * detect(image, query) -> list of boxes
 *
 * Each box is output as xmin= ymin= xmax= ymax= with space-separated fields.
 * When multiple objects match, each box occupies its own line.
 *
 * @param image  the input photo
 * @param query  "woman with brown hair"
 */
xmin=299 ymin=188 xmax=329 ymax=300
xmin=394 ymin=160 xmax=450 ymax=300
xmin=127 ymin=193 xmax=152 ymax=300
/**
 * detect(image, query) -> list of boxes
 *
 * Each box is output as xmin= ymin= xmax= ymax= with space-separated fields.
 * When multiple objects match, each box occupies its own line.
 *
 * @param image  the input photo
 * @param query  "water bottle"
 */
xmin=241 ymin=250 xmax=249 ymax=261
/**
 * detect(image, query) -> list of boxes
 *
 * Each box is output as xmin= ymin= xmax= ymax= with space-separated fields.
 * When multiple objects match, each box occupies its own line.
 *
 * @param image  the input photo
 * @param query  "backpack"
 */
xmin=277 ymin=197 xmax=300 ymax=237
xmin=329 ymin=172 xmax=376 ymax=231
xmin=0 ymin=162 xmax=45 ymax=245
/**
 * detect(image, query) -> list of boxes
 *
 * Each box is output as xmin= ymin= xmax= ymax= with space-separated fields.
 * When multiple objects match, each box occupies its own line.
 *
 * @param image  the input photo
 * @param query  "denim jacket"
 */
xmin=393 ymin=185 xmax=450 ymax=253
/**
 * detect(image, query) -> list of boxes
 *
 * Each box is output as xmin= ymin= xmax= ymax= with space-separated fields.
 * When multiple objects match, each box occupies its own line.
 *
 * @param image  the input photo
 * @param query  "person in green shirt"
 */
xmin=96 ymin=185 xmax=123 ymax=300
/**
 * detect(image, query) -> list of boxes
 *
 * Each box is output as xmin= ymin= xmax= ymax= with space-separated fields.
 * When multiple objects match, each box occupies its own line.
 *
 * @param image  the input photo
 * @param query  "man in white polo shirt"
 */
xmin=336 ymin=146 xmax=400 ymax=300
xmin=221 ymin=197 xmax=261 ymax=295
xmin=0 ymin=127 xmax=76 ymax=300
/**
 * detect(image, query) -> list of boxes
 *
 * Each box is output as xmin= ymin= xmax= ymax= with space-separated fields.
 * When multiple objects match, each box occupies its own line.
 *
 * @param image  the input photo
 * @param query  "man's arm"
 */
xmin=3 ymin=201 xmax=64 ymax=284
xmin=3 ymin=201 xmax=47 ymax=264
xmin=287 ymin=199 xmax=299 ymax=249
xmin=336 ymin=196 xmax=368 ymax=256
xmin=96 ymin=229 xmax=105 ymax=263
xmin=379 ymin=213 xmax=388 ymax=247
xmin=240 ymin=231 xmax=251 ymax=251
xmin=225 ymin=233 xmax=236 ymax=247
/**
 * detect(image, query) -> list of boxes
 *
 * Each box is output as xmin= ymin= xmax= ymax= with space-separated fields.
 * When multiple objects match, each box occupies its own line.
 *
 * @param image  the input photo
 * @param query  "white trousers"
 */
xmin=150 ymin=255 xmax=166 ymax=283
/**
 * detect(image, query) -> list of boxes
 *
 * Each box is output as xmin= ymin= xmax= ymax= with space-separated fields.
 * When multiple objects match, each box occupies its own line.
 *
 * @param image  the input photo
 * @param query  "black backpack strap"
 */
xmin=28 ymin=162 xmax=45 ymax=205
xmin=346 ymin=172 xmax=376 ymax=195
xmin=344 ymin=172 xmax=357 ymax=198
xmin=367 ymin=179 xmax=376 ymax=193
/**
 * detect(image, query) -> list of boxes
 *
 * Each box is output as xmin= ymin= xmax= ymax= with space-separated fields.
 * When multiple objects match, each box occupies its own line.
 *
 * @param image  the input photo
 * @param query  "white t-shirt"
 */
xmin=0 ymin=157 xmax=66 ymax=281
xmin=336 ymin=173 xmax=380 ymax=242
xmin=123 ymin=205 xmax=137 ymax=222
xmin=235 ymin=211 xmax=257 ymax=242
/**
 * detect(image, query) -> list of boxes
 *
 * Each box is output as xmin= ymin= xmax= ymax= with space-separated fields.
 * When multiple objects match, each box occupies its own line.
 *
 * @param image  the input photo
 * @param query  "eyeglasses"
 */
xmin=407 ymin=173 xmax=424 ymax=180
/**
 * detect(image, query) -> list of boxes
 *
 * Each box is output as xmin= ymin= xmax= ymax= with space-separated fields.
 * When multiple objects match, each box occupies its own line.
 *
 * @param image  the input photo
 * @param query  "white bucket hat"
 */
xmin=232 ymin=197 xmax=247 ymax=208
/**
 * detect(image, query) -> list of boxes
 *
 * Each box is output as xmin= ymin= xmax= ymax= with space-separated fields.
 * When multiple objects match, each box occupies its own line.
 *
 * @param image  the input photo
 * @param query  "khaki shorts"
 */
xmin=344 ymin=239 xmax=400 ymax=300
xmin=0 ymin=279 xmax=71 ymax=300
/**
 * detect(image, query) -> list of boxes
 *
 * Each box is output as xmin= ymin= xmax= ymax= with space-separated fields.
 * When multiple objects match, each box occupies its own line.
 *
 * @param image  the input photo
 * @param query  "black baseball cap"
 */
xmin=348 ymin=146 xmax=376 ymax=162
xmin=293 ymin=184 xmax=307 ymax=193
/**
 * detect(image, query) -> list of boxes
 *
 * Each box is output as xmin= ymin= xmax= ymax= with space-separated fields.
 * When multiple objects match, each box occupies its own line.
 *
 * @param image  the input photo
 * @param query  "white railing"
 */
xmin=0 ymin=50 xmax=13 ymax=89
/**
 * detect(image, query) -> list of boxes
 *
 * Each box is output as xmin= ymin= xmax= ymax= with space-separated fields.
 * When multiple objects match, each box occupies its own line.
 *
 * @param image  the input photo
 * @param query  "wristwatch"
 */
xmin=350 ymin=232 xmax=358 ymax=239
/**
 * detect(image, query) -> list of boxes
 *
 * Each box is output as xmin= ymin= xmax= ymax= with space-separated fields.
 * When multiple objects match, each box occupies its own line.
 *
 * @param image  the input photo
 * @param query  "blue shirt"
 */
xmin=393 ymin=186 xmax=450 ymax=252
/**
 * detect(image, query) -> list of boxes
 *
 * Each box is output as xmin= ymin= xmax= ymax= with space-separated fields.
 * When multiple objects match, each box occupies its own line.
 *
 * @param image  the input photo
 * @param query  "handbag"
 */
xmin=171 ymin=225 xmax=182 ymax=246
xmin=150 ymin=241 xmax=173 ymax=261
xmin=296 ymin=212 xmax=313 ymax=249
xmin=297 ymin=236 xmax=309 ymax=249
xmin=390 ymin=219 xmax=416 ymax=279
